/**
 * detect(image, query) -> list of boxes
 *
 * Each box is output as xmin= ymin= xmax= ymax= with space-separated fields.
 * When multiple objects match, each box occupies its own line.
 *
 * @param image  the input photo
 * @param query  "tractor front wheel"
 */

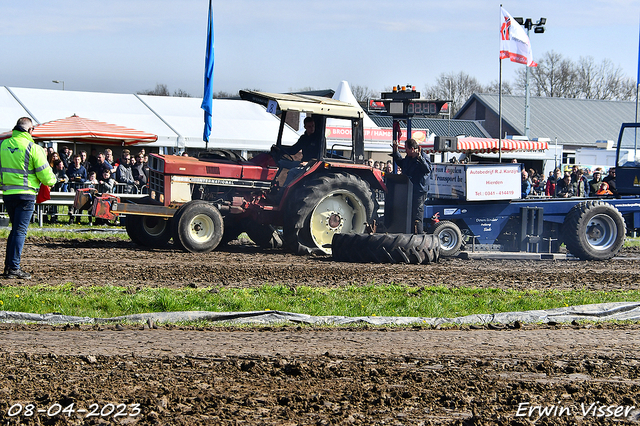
xmin=173 ymin=201 xmax=224 ymax=253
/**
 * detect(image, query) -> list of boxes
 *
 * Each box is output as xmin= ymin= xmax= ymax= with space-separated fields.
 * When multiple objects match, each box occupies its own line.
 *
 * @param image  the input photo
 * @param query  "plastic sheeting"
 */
xmin=1 ymin=302 xmax=639 ymax=326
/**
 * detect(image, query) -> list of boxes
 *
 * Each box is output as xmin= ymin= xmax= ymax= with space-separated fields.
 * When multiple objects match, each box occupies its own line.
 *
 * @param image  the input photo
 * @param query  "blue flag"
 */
xmin=201 ymin=0 xmax=214 ymax=142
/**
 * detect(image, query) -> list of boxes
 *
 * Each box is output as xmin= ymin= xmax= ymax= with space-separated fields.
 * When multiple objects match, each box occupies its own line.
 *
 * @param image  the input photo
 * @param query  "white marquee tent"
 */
xmin=0 ymin=86 xmax=300 ymax=153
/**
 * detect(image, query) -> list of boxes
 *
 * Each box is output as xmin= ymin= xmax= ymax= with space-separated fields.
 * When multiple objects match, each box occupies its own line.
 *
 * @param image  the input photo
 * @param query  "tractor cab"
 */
xmin=239 ymin=90 xmax=367 ymax=164
xmin=614 ymin=123 xmax=640 ymax=196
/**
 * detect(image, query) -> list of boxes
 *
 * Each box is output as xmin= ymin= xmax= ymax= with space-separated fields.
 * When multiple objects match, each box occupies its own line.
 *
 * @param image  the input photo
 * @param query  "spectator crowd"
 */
xmin=46 ymin=146 xmax=149 ymax=194
xmin=522 ymin=165 xmax=616 ymax=199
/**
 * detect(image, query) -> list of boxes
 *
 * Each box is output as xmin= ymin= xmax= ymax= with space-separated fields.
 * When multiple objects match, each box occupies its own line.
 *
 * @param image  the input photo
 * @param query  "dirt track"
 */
xmin=1 ymin=237 xmax=640 ymax=425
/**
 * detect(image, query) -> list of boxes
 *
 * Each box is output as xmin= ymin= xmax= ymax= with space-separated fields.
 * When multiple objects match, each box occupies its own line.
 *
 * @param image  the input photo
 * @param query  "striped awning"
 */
xmin=422 ymin=137 xmax=548 ymax=153
xmin=0 ymin=115 xmax=158 ymax=146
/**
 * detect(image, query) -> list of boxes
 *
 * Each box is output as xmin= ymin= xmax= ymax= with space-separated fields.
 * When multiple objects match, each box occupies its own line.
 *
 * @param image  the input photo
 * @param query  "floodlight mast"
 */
xmin=514 ymin=16 xmax=546 ymax=139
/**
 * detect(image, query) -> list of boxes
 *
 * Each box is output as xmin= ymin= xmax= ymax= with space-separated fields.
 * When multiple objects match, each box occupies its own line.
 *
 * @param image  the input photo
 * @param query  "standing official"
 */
xmin=1 ymin=117 xmax=56 ymax=279
xmin=392 ymin=138 xmax=433 ymax=234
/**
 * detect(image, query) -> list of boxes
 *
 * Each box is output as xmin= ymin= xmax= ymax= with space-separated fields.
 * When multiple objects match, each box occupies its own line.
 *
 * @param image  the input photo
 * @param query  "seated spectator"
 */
xmin=545 ymin=168 xmax=561 ymax=196
xmin=91 ymin=152 xmax=114 ymax=176
xmin=572 ymin=168 xmax=590 ymax=197
xmin=115 ymin=151 xmax=136 ymax=193
xmin=596 ymin=182 xmax=613 ymax=196
xmin=88 ymin=148 xmax=98 ymax=169
xmin=98 ymin=169 xmax=116 ymax=193
xmin=104 ymin=149 xmax=115 ymax=169
xmin=59 ymin=145 xmax=71 ymax=168
xmin=570 ymin=165 xmax=580 ymax=183
xmin=86 ymin=171 xmax=99 ymax=187
xmin=555 ymin=173 xmax=574 ymax=198
xmin=79 ymin=150 xmax=91 ymax=172
xmin=589 ymin=169 xmax=603 ymax=195
xmin=603 ymin=168 xmax=617 ymax=194
xmin=132 ymin=153 xmax=148 ymax=192
xmin=521 ymin=169 xmax=532 ymax=198
xmin=66 ymin=154 xmax=87 ymax=190
xmin=45 ymin=158 xmax=69 ymax=223
xmin=47 ymin=151 xmax=60 ymax=168
xmin=52 ymin=159 xmax=69 ymax=192
xmin=532 ymin=176 xmax=545 ymax=195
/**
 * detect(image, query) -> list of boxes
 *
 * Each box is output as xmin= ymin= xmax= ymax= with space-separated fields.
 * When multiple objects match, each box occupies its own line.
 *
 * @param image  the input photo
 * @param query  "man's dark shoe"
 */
xmin=5 ymin=269 xmax=31 ymax=279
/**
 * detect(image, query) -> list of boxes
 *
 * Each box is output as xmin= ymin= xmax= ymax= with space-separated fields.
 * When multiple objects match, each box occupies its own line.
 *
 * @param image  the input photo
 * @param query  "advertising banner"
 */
xmin=465 ymin=164 xmax=521 ymax=201
xmin=427 ymin=164 xmax=466 ymax=199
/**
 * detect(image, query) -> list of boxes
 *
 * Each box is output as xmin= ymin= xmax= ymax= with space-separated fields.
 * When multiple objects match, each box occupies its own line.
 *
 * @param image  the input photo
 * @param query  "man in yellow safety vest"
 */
xmin=0 ymin=117 xmax=56 ymax=279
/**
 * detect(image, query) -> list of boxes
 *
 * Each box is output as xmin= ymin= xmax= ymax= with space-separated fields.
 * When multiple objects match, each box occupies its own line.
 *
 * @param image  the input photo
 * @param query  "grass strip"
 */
xmin=0 ymin=284 xmax=638 ymax=320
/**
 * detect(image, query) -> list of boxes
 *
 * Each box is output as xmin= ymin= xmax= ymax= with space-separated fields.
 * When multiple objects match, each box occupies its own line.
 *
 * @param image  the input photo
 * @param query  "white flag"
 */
xmin=500 ymin=7 xmax=537 ymax=67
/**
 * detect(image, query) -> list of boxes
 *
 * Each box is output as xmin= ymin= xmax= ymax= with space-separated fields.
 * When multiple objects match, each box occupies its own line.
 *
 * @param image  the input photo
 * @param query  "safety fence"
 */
xmin=0 ymin=189 xmax=147 ymax=227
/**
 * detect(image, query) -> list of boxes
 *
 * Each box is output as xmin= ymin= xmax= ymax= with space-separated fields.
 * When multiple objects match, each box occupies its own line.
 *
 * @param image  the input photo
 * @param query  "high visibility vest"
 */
xmin=0 ymin=130 xmax=56 ymax=196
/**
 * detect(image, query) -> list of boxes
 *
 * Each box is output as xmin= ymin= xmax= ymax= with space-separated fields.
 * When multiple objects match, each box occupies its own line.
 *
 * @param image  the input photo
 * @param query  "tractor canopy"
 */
xmin=239 ymin=90 xmax=364 ymax=119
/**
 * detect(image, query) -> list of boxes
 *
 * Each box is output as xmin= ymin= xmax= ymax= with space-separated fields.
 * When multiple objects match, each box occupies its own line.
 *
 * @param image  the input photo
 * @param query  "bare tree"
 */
xmin=137 ymin=83 xmax=170 ymax=96
xmin=514 ymin=51 xmax=634 ymax=100
xmin=350 ymin=85 xmax=379 ymax=103
xmin=484 ymin=80 xmax=514 ymax=95
xmin=424 ymin=72 xmax=484 ymax=115
xmin=515 ymin=51 xmax=578 ymax=97
xmin=213 ymin=91 xmax=235 ymax=98
xmin=138 ymin=84 xmax=192 ymax=97
xmin=173 ymin=89 xmax=192 ymax=98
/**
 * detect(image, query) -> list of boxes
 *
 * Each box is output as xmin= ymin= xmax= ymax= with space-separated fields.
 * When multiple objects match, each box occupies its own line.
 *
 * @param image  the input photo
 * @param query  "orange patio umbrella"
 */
xmin=0 ymin=115 xmax=158 ymax=146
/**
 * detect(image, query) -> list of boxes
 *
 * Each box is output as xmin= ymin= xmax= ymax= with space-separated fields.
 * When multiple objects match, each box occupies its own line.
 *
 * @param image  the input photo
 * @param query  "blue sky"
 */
xmin=2 ymin=0 xmax=640 ymax=97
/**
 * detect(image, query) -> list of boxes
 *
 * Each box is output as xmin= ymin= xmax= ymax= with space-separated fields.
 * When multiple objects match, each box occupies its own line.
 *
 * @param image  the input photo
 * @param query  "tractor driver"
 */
xmin=275 ymin=116 xmax=322 ymax=187
xmin=284 ymin=116 xmax=321 ymax=163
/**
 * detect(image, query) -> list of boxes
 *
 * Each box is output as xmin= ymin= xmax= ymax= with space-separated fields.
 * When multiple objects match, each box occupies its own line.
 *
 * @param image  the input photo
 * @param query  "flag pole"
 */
xmin=635 ymin=14 xmax=639 ymax=151
xmin=498 ymin=5 xmax=503 ymax=163
xmin=200 ymin=0 xmax=215 ymax=150
xmin=499 ymin=58 xmax=503 ymax=163
xmin=635 ymin=14 xmax=639 ymax=127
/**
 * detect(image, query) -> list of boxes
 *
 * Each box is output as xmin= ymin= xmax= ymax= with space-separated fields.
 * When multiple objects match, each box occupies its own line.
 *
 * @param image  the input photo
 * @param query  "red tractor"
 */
xmin=76 ymin=91 xmax=385 ymax=255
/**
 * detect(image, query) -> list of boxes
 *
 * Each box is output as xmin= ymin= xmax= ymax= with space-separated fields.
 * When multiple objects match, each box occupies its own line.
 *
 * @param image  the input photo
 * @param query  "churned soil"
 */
xmin=0 ymin=237 xmax=639 ymax=425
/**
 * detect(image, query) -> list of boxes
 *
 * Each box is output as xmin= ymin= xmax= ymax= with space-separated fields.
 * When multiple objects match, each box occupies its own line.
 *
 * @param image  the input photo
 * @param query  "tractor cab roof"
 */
xmin=239 ymin=90 xmax=363 ymax=120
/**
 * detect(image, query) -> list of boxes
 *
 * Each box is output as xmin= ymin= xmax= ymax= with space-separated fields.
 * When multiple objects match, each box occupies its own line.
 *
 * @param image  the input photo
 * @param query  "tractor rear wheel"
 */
xmin=562 ymin=201 xmax=625 ymax=260
xmin=332 ymin=233 xmax=440 ymax=264
xmin=431 ymin=220 xmax=463 ymax=257
xmin=284 ymin=172 xmax=375 ymax=255
xmin=173 ymin=201 xmax=224 ymax=253
xmin=126 ymin=215 xmax=172 ymax=248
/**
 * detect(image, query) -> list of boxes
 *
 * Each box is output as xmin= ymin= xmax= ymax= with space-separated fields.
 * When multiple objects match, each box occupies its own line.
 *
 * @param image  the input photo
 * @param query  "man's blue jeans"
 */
xmin=4 ymin=199 xmax=34 ymax=271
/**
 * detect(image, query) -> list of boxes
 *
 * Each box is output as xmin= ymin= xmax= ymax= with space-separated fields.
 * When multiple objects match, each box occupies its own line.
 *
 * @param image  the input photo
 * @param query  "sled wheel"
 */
xmin=173 ymin=201 xmax=224 ymax=253
xmin=431 ymin=220 xmax=463 ymax=257
xmin=126 ymin=215 xmax=172 ymax=248
xmin=562 ymin=201 xmax=625 ymax=260
xmin=284 ymin=172 xmax=375 ymax=255
xmin=332 ymin=233 xmax=440 ymax=264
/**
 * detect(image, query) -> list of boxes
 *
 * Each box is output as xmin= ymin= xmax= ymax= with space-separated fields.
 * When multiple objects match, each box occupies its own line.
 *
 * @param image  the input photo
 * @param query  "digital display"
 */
xmin=407 ymin=102 xmax=438 ymax=115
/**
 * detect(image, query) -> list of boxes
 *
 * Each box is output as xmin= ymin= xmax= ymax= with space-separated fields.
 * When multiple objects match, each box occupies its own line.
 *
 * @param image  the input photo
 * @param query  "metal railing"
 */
xmin=0 ymin=190 xmax=148 ymax=227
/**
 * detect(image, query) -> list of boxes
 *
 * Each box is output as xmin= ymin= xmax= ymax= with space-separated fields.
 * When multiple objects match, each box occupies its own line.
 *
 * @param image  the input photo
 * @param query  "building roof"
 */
xmin=368 ymin=115 xmax=490 ymax=138
xmin=456 ymin=93 xmax=635 ymax=146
